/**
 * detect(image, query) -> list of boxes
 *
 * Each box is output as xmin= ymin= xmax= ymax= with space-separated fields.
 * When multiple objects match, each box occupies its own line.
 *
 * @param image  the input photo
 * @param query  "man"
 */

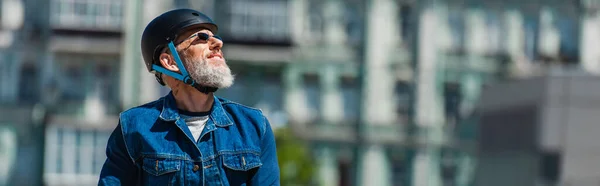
xmin=99 ymin=9 xmax=280 ymax=186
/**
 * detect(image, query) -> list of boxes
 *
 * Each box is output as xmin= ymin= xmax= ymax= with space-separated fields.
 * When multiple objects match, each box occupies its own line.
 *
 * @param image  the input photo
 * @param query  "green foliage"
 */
xmin=275 ymin=127 xmax=316 ymax=186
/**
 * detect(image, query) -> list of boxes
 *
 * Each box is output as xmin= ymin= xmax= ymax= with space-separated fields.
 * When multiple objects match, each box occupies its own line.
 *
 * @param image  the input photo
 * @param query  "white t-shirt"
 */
xmin=179 ymin=111 xmax=210 ymax=142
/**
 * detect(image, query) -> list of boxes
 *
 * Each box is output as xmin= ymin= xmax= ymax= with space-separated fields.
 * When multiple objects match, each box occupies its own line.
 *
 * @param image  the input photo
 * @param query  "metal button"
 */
xmin=193 ymin=165 xmax=200 ymax=172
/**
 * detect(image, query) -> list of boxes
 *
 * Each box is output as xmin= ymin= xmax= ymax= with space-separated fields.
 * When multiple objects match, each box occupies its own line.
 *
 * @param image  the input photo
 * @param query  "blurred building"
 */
xmin=1 ymin=0 xmax=123 ymax=185
xmin=43 ymin=0 xmax=123 ymax=185
xmin=477 ymin=71 xmax=600 ymax=186
xmin=2 ymin=0 xmax=600 ymax=186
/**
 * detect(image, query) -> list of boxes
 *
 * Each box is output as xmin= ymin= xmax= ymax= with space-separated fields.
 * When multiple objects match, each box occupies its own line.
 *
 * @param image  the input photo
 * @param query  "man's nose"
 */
xmin=209 ymin=37 xmax=223 ymax=51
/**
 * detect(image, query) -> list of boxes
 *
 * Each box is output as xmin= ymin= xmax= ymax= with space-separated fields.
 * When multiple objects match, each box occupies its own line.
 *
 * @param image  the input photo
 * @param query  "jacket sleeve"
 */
xmin=98 ymin=122 xmax=137 ymax=186
xmin=248 ymin=116 xmax=281 ymax=186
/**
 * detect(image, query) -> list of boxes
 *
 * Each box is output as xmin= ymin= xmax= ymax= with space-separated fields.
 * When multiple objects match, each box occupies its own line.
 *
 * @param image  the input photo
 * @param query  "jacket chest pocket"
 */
xmin=222 ymin=152 xmax=262 ymax=184
xmin=142 ymin=157 xmax=182 ymax=186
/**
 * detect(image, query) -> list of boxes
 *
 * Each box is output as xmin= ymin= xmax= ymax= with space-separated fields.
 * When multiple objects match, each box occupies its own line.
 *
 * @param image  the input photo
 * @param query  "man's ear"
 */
xmin=159 ymin=53 xmax=179 ymax=72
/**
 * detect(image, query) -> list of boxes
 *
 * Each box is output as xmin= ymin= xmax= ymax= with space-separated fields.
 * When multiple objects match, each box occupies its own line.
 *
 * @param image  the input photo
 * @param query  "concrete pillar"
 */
xmin=0 ymin=125 xmax=17 ymax=186
xmin=283 ymin=66 xmax=312 ymax=124
xmin=317 ymin=147 xmax=339 ymax=186
xmin=504 ymin=9 xmax=526 ymax=58
xmin=436 ymin=5 xmax=454 ymax=52
xmin=360 ymin=145 xmax=392 ymax=186
xmin=538 ymin=7 xmax=560 ymax=58
xmin=413 ymin=147 xmax=442 ymax=186
xmin=320 ymin=64 xmax=344 ymax=124
xmin=363 ymin=0 xmax=398 ymax=127
xmin=465 ymin=9 xmax=488 ymax=55
xmin=289 ymin=0 xmax=307 ymax=46
xmin=503 ymin=9 xmax=532 ymax=77
xmin=322 ymin=0 xmax=347 ymax=46
xmin=452 ymin=8 xmax=493 ymax=186
xmin=357 ymin=0 xmax=399 ymax=185
xmin=0 ymin=0 xmax=26 ymax=104
xmin=455 ymin=152 xmax=476 ymax=186
xmin=580 ymin=10 xmax=600 ymax=74
xmin=413 ymin=5 xmax=444 ymax=186
xmin=84 ymin=87 xmax=105 ymax=123
xmin=462 ymin=8 xmax=488 ymax=118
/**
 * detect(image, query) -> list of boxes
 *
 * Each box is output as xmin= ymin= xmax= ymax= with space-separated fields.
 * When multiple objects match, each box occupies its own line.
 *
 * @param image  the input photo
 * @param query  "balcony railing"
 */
xmin=216 ymin=0 xmax=291 ymax=45
xmin=44 ymin=124 xmax=114 ymax=186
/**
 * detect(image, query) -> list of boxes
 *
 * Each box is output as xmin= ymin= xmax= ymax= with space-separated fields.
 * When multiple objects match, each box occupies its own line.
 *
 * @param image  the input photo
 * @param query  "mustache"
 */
xmin=206 ymin=52 xmax=223 ymax=59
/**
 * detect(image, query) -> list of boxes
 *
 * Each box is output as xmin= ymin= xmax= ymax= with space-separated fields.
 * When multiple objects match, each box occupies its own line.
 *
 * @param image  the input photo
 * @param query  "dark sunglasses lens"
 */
xmin=213 ymin=35 xmax=222 ymax=41
xmin=197 ymin=33 xmax=210 ymax=40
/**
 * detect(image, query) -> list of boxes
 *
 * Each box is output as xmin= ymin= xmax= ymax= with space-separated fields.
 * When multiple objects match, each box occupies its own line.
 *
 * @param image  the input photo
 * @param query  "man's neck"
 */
xmin=172 ymin=86 xmax=214 ymax=113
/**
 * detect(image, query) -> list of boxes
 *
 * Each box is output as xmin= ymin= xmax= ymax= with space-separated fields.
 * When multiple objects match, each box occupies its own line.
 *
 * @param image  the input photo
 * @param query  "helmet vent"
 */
xmin=192 ymin=12 xmax=199 ymax=16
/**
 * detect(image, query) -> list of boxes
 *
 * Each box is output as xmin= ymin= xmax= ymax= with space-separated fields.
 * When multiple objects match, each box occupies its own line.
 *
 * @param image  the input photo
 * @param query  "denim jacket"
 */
xmin=98 ymin=92 xmax=280 ymax=186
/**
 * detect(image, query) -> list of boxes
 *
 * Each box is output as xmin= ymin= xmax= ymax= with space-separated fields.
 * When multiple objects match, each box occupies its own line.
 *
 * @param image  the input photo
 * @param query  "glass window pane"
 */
xmin=51 ymin=0 xmax=122 ymax=29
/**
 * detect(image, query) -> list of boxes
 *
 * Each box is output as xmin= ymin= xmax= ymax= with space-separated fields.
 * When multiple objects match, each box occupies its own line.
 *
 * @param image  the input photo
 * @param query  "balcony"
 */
xmin=50 ymin=53 xmax=121 ymax=118
xmin=292 ymin=0 xmax=363 ymax=64
xmin=210 ymin=0 xmax=368 ymax=64
xmin=50 ymin=0 xmax=123 ymax=32
xmin=44 ymin=124 xmax=115 ymax=186
xmin=215 ymin=0 xmax=291 ymax=46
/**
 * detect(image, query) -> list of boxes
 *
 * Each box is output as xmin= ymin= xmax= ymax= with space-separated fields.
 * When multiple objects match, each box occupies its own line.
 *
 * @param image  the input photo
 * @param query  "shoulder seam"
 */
xmin=118 ymin=113 xmax=137 ymax=164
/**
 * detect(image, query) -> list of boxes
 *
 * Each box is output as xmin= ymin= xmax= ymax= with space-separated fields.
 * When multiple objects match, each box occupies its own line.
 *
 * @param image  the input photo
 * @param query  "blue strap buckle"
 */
xmin=151 ymin=41 xmax=195 ymax=86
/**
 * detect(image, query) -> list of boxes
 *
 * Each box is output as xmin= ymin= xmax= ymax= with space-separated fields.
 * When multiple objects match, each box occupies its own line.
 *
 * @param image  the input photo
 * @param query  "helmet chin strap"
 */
xmin=151 ymin=41 xmax=218 ymax=94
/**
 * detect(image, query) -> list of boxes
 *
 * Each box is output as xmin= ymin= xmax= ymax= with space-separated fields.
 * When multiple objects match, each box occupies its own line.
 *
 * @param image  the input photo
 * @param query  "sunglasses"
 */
xmin=176 ymin=32 xmax=222 ymax=45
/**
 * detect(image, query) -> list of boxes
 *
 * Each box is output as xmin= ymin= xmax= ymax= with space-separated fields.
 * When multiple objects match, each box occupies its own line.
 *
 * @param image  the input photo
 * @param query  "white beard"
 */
xmin=184 ymin=56 xmax=234 ymax=89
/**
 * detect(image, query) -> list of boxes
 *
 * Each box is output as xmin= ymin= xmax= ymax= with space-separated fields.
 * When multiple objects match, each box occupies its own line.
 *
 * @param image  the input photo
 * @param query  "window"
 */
xmin=51 ymin=0 xmax=123 ymax=30
xmin=255 ymin=70 xmax=286 ymax=126
xmin=341 ymin=77 xmax=360 ymax=123
xmin=447 ymin=9 xmax=465 ymax=52
xmin=524 ymin=16 xmax=539 ymax=61
xmin=307 ymin=0 xmax=325 ymax=41
xmin=18 ymin=64 xmax=40 ymax=103
xmin=53 ymin=53 xmax=121 ymax=115
xmin=399 ymin=4 xmax=416 ymax=48
xmin=394 ymin=81 xmax=412 ymax=124
xmin=557 ymin=12 xmax=580 ymax=63
xmin=303 ymin=74 xmax=321 ymax=123
xmin=344 ymin=2 xmax=363 ymax=46
xmin=486 ymin=12 xmax=502 ymax=54
xmin=444 ymin=83 xmax=462 ymax=125
xmin=221 ymin=0 xmax=290 ymax=43
xmin=44 ymin=126 xmax=112 ymax=185
xmin=539 ymin=151 xmax=561 ymax=184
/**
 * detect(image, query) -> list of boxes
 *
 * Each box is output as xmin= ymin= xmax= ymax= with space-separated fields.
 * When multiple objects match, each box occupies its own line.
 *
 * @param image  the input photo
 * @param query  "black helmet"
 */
xmin=141 ymin=8 xmax=218 ymax=73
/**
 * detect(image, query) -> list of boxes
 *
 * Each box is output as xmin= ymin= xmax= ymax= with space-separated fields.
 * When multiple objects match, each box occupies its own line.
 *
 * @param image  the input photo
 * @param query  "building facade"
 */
xmin=1 ymin=0 xmax=600 ymax=185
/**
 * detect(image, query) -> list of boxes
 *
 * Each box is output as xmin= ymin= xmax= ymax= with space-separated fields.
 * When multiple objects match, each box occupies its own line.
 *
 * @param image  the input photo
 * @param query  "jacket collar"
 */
xmin=159 ymin=91 xmax=233 ymax=127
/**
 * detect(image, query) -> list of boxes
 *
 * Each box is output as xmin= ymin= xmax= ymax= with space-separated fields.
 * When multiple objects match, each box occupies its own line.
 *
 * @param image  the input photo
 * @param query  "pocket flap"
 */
xmin=222 ymin=152 xmax=262 ymax=171
xmin=142 ymin=157 xmax=181 ymax=176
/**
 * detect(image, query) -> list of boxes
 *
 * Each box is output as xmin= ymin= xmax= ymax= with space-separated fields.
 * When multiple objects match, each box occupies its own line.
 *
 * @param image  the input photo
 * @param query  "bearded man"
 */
xmin=98 ymin=9 xmax=280 ymax=186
